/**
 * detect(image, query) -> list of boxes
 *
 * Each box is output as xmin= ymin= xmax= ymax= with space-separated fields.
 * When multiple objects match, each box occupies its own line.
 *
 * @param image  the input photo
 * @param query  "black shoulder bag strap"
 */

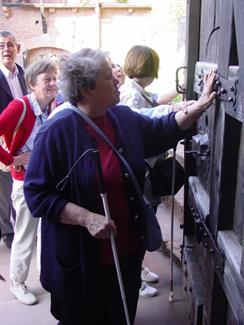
xmin=140 ymin=91 xmax=159 ymax=108
xmin=65 ymin=105 xmax=163 ymax=252
xmin=66 ymin=105 xmax=146 ymax=206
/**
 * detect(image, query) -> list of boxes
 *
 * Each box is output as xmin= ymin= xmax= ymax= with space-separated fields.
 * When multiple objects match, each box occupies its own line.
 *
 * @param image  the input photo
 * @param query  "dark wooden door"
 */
xmin=183 ymin=0 xmax=244 ymax=324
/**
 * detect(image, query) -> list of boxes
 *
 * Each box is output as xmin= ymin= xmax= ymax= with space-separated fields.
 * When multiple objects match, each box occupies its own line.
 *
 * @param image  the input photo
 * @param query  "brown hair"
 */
xmin=123 ymin=45 xmax=159 ymax=79
xmin=25 ymin=58 xmax=57 ymax=89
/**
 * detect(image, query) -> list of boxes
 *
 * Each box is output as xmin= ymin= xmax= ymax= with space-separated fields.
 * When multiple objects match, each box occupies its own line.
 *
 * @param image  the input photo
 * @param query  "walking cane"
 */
xmin=92 ymin=150 xmax=131 ymax=325
xmin=169 ymin=147 xmax=177 ymax=302
xmin=169 ymin=66 xmax=187 ymax=301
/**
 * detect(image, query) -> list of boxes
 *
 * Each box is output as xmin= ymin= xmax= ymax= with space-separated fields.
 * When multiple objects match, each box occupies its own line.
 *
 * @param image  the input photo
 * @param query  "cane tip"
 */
xmin=169 ymin=292 xmax=174 ymax=302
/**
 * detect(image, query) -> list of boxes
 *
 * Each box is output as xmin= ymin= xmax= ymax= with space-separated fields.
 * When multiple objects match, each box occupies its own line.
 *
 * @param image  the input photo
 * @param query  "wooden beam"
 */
xmin=217 ymin=0 xmax=234 ymax=78
xmin=185 ymin=0 xmax=201 ymax=101
xmin=238 ymin=127 xmax=244 ymax=277
xmin=217 ymin=230 xmax=244 ymax=322
xmin=1 ymin=2 xmax=152 ymax=10
xmin=234 ymin=0 xmax=244 ymax=102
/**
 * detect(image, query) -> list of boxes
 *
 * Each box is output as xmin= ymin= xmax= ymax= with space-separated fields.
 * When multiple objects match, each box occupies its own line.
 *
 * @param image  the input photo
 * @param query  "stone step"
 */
xmin=160 ymin=186 xmax=184 ymax=225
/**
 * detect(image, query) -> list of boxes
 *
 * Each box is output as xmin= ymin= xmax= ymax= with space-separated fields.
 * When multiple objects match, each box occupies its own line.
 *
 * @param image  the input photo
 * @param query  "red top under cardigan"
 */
xmin=85 ymin=114 xmax=138 ymax=264
xmin=0 ymin=96 xmax=36 ymax=180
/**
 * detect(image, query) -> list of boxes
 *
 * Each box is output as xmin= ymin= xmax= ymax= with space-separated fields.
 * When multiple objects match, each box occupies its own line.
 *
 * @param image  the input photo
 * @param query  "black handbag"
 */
xmin=147 ymin=154 xmax=186 ymax=196
xmin=142 ymin=195 xmax=163 ymax=251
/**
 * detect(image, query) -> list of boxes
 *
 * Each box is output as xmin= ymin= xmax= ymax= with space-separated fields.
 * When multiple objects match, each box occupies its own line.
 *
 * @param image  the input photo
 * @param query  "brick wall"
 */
xmin=0 ymin=0 xmax=186 ymax=92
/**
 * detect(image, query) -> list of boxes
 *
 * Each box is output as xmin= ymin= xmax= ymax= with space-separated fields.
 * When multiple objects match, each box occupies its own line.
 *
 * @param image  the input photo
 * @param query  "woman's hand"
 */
xmin=173 ymin=70 xmax=216 ymax=114
xmin=175 ymin=70 xmax=216 ymax=130
xmin=196 ymin=70 xmax=216 ymax=111
xmin=59 ymin=202 xmax=117 ymax=239
xmin=12 ymin=151 xmax=31 ymax=167
xmin=85 ymin=212 xmax=117 ymax=239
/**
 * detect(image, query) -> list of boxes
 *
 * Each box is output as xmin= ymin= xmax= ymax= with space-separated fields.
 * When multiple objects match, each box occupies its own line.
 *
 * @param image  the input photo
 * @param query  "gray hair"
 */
xmin=0 ymin=31 xmax=17 ymax=43
xmin=25 ymin=58 xmax=57 ymax=89
xmin=58 ymin=48 xmax=107 ymax=105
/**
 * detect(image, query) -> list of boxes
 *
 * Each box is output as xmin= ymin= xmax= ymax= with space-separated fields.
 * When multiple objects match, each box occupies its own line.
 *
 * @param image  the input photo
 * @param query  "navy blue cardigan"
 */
xmin=24 ymin=104 xmax=186 ymax=302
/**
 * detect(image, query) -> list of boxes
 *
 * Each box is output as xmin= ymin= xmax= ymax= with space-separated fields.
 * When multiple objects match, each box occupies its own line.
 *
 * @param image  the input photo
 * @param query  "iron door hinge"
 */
xmin=194 ymin=62 xmax=242 ymax=122
xmin=188 ymin=177 xmax=225 ymax=276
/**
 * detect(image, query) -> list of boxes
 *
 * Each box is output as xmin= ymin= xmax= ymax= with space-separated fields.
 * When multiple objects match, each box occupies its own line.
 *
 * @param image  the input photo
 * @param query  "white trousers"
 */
xmin=10 ymin=179 xmax=39 ymax=283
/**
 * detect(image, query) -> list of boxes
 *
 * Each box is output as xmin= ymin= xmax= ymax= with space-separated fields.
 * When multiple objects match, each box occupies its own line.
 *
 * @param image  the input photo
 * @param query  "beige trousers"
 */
xmin=10 ymin=179 xmax=39 ymax=283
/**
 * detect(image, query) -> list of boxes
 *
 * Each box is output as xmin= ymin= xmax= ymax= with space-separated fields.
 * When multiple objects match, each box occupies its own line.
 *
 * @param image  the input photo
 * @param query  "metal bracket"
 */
xmin=188 ymin=177 xmax=225 ymax=276
xmin=194 ymin=62 xmax=242 ymax=122
xmin=185 ymin=133 xmax=210 ymax=158
xmin=214 ymin=74 xmax=238 ymax=107
xmin=194 ymin=63 xmax=238 ymax=105
xmin=40 ymin=5 xmax=47 ymax=34
xmin=189 ymin=204 xmax=225 ymax=276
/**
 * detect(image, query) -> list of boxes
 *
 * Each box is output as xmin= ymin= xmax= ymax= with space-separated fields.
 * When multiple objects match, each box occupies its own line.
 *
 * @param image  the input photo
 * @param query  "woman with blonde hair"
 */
xmin=120 ymin=45 xmax=191 ymax=297
xmin=120 ymin=45 xmax=185 ymax=115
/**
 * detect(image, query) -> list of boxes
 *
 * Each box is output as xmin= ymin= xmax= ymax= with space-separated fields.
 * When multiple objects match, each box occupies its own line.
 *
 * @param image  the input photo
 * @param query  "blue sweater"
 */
xmin=24 ymin=104 xmax=185 ymax=301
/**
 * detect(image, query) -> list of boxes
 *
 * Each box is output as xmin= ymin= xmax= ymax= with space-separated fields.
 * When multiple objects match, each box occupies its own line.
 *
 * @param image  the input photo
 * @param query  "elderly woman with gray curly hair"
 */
xmin=24 ymin=48 xmax=215 ymax=325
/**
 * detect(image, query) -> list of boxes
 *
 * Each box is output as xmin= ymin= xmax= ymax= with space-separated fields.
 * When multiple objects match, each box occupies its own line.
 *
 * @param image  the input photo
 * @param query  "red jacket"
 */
xmin=0 ymin=96 xmax=35 ymax=180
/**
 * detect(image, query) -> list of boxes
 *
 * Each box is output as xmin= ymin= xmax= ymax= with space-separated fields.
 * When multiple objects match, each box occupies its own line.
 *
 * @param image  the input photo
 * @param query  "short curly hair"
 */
xmin=123 ymin=45 xmax=159 ymax=79
xmin=25 ymin=58 xmax=57 ymax=89
xmin=58 ymin=48 xmax=107 ymax=105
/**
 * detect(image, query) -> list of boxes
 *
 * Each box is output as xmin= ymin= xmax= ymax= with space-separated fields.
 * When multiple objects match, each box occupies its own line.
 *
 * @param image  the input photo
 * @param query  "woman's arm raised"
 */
xmin=175 ymin=70 xmax=216 ymax=130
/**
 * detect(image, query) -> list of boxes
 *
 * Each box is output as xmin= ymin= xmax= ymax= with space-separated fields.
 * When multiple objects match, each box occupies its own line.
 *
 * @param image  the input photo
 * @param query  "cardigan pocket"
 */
xmin=52 ymin=258 xmax=83 ymax=302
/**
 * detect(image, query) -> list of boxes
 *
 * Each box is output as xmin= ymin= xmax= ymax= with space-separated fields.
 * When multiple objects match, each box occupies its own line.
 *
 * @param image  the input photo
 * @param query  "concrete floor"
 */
xmin=0 ymin=202 xmax=189 ymax=325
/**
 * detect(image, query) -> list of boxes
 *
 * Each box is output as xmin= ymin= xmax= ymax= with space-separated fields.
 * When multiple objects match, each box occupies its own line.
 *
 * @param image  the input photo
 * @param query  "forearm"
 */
xmin=175 ymin=70 xmax=216 ymax=130
xmin=0 ymin=145 xmax=13 ymax=165
xmin=132 ymin=105 xmax=171 ymax=118
xmin=175 ymin=102 xmax=203 ymax=130
xmin=157 ymin=88 xmax=178 ymax=104
xmin=59 ymin=201 xmax=117 ymax=239
xmin=59 ymin=201 xmax=91 ymax=227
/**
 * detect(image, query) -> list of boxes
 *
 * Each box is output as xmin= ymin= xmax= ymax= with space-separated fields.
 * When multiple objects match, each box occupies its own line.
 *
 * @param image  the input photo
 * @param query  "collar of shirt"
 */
xmin=28 ymin=93 xmax=49 ymax=120
xmin=130 ymin=79 xmax=154 ymax=103
xmin=0 ymin=62 xmax=19 ymax=79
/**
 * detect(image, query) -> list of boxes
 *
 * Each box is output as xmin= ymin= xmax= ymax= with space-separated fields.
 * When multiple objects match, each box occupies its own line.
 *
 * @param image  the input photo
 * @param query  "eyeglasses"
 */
xmin=0 ymin=42 xmax=16 ymax=50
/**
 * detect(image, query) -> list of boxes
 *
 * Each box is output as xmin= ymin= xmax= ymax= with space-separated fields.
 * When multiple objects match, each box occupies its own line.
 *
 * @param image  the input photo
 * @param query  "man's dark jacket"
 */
xmin=0 ymin=63 xmax=27 ymax=113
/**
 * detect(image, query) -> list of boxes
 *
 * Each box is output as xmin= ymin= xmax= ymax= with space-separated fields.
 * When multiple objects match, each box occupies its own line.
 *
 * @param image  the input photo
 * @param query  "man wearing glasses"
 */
xmin=0 ymin=31 xmax=27 ymax=249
